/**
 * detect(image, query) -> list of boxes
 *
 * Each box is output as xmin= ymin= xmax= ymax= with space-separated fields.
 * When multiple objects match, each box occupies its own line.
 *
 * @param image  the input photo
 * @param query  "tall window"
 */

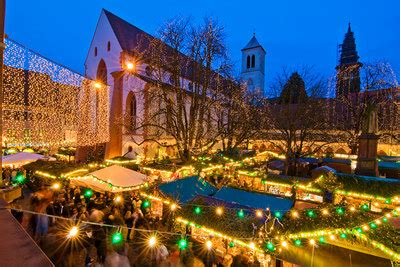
xmin=126 ymin=92 xmax=137 ymax=132
xmin=107 ymin=41 xmax=111 ymax=51
xmin=251 ymin=55 xmax=255 ymax=68
xmin=94 ymin=47 xmax=98 ymax=57
xmin=246 ymin=55 xmax=250 ymax=69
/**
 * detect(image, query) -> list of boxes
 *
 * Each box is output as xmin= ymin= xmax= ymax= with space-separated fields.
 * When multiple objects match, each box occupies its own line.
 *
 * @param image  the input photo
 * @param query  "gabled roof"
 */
xmin=103 ymin=9 xmax=151 ymax=52
xmin=102 ymin=9 xmax=227 ymax=86
xmin=241 ymin=35 xmax=265 ymax=53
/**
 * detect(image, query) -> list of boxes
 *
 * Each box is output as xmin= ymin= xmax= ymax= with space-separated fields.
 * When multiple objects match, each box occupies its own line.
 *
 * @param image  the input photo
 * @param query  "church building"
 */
xmin=85 ymin=9 xmax=232 ymax=160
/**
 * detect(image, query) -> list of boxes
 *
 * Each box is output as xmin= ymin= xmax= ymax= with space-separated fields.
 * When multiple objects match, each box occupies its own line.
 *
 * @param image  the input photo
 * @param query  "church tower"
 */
xmin=241 ymin=34 xmax=266 ymax=94
xmin=336 ymin=23 xmax=362 ymax=97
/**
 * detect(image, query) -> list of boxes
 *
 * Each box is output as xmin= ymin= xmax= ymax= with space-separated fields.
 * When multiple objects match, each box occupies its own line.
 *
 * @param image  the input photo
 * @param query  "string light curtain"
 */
xmin=2 ymin=39 xmax=110 ymax=148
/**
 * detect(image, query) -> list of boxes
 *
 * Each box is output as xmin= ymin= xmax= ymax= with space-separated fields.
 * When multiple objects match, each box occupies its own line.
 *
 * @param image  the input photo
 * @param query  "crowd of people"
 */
xmin=0 ymin=166 xmax=26 ymax=187
xmin=10 ymin=179 xmax=256 ymax=267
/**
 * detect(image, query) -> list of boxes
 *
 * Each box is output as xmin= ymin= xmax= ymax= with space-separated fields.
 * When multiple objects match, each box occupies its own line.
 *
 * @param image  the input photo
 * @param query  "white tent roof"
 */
xmin=2 ymin=152 xmax=54 ymax=166
xmin=70 ymin=165 xmax=148 ymax=192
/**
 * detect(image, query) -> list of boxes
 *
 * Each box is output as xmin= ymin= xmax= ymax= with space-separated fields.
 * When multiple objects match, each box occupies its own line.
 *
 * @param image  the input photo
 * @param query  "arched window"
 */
xmin=251 ymin=55 xmax=255 ymax=68
xmin=126 ymin=92 xmax=137 ymax=132
xmin=188 ymin=82 xmax=193 ymax=91
xmin=246 ymin=55 xmax=250 ymax=69
xmin=107 ymin=41 xmax=111 ymax=51
xmin=94 ymin=47 xmax=98 ymax=57
xmin=95 ymin=59 xmax=107 ymax=130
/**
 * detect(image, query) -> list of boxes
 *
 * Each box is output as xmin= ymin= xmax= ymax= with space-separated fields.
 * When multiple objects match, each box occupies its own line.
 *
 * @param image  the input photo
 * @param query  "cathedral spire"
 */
xmin=339 ymin=22 xmax=359 ymax=66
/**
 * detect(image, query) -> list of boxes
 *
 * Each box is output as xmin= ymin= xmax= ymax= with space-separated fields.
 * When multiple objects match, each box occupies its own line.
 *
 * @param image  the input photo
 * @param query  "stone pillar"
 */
xmin=104 ymin=71 xmax=124 ymax=159
xmin=355 ymin=133 xmax=379 ymax=177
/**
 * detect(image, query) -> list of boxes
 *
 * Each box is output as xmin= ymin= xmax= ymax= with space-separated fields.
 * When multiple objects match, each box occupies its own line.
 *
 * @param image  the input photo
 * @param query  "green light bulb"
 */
xmin=111 ymin=232 xmax=123 ymax=244
xmin=340 ymin=233 xmax=347 ymax=239
xmin=194 ymin=206 xmax=202 ymax=215
xmin=294 ymin=239 xmax=302 ymax=246
xmin=336 ymin=207 xmax=345 ymax=215
xmin=84 ymin=189 xmax=93 ymax=198
xmin=142 ymin=200 xmax=151 ymax=208
xmin=266 ymin=242 xmax=275 ymax=251
xmin=178 ymin=238 xmax=188 ymax=250
xmin=237 ymin=209 xmax=245 ymax=218
xmin=274 ymin=211 xmax=282 ymax=219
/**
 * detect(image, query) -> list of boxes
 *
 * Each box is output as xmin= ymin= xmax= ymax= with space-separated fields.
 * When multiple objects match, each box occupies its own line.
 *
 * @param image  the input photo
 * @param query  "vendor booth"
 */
xmin=70 ymin=165 xmax=148 ymax=192
xmin=1 ymin=152 xmax=55 ymax=167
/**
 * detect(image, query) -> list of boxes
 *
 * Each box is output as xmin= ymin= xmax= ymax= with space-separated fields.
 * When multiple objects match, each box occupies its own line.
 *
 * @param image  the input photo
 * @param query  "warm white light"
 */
xmin=52 ymin=183 xmax=61 ymax=190
xmin=309 ymin=239 xmax=316 ymax=245
xmin=114 ymin=196 xmax=122 ymax=203
xmin=206 ymin=240 xmax=213 ymax=250
xmin=126 ymin=61 xmax=135 ymax=71
xmin=68 ymin=226 xmax=79 ymax=238
xmin=281 ymin=241 xmax=288 ymax=247
xmin=256 ymin=210 xmax=263 ymax=218
xmin=349 ymin=206 xmax=356 ymax=212
xmin=148 ymin=236 xmax=157 ymax=247
xmin=170 ymin=204 xmax=177 ymax=211
xmin=291 ymin=211 xmax=299 ymax=218
xmin=322 ymin=209 xmax=329 ymax=215
xmin=216 ymin=207 xmax=223 ymax=216
xmin=329 ymin=235 xmax=335 ymax=240
xmin=94 ymin=82 xmax=102 ymax=89
xmin=249 ymin=242 xmax=255 ymax=250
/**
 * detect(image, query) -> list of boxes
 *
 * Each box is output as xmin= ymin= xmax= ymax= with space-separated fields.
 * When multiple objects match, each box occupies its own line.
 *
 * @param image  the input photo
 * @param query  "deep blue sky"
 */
xmin=6 ymin=0 xmax=400 ymax=88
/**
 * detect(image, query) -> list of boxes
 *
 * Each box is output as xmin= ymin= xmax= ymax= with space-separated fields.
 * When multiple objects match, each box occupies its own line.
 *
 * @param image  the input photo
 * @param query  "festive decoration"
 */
xmin=178 ymin=238 xmax=188 ymax=250
xmin=3 ymin=39 xmax=110 ymax=148
xmin=84 ymin=189 xmax=93 ymax=198
xmin=67 ymin=226 xmax=79 ymax=239
xmin=111 ymin=232 xmax=123 ymax=244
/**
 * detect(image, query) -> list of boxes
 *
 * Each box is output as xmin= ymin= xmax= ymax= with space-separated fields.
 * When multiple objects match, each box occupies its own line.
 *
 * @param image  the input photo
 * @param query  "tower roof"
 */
xmin=339 ymin=23 xmax=360 ymax=65
xmin=242 ymin=35 xmax=265 ymax=53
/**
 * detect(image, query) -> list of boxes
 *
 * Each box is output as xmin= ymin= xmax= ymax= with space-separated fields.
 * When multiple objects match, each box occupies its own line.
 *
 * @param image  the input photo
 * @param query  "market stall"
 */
xmin=2 ymin=152 xmax=55 ymax=167
xmin=70 ymin=165 xmax=148 ymax=192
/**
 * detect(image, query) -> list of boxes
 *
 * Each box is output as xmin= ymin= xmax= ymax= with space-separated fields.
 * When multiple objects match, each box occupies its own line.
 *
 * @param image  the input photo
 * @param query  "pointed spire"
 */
xmin=242 ymin=34 xmax=265 ymax=53
xmin=339 ymin=23 xmax=359 ymax=65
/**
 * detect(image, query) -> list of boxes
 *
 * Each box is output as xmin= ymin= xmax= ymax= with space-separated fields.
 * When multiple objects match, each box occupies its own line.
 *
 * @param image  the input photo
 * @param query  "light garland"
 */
xmin=176 ymin=217 xmax=263 ymax=253
xmin=70 ymin=175 xmax=148 ymax=192
xmin=2 ymin=38 xmax=110 ymax=148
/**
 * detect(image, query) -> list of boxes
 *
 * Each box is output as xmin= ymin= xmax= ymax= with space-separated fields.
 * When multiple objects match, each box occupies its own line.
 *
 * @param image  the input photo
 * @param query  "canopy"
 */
xmin=158 ymin=176 xmax=217 ymax=204
xmin=71 ymin=165 xmax=147 ymax=192
xmin=213 ymin=187 xmax=294 ymax=212
xmin=1 ymin=152 xmax=55 ymax=166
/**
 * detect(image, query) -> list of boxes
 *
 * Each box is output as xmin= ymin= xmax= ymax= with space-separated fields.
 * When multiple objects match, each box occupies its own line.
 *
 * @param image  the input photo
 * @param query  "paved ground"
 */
xmin=0 ymin=198 xmax=54 ymax=267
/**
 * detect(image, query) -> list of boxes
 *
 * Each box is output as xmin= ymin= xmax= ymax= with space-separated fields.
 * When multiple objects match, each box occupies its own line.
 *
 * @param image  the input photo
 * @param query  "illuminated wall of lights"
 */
xmin=2 ymin=39 xmax=110 ymax=148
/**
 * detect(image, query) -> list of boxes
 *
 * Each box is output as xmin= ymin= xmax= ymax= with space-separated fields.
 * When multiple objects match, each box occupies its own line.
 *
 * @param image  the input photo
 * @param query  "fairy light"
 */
xmin=125 ymin=61 xmax=135 ymax=71
xmin=281 ymin=241 xmax=288 ymax=248
xmin=291 ymin=210 xmax=299 ymax=218
xmin=148 ymin=236 xmax=157 ymax=248
xmin=309 ymin=239 xmax=316 ymax=245
xmin=216 ymin=207 xmax=223 ymax=216
xmin=52 ymin=183 xmax=61 ymax=190
xmin=322 ymin=209 xmax=329 ymax=215
xmin=255 ymin=210 xmax=263 ymax=218
xmin=67 ymin=226 xmax=79 ymax=238
xmin=170 ymin=204 xmax=177 ymax=211
xmin=114 ymin=196 xmax=123 ymax=203
xmin=111 ymin=232 xmax=123 ymax=244
xmin=205 ymin=240 xmax=213 ymax=250
xmin=3 ymin=39 xmax=110 ymax=148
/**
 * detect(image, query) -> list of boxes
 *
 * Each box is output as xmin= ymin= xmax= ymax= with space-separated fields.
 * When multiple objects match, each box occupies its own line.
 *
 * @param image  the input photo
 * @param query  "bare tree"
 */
xmin=263 ymin=68 xmax=334 ymax=176
xmin=334 ymin=62 xmax=399 ymax=154
xmin=216 ymin=77 xmax=263 ymax=157
xmin=127 ymin=17 xmax=229 ymax=162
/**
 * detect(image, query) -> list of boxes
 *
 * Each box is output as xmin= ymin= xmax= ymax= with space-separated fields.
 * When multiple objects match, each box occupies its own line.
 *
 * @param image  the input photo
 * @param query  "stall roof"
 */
xmin=378 ymin=161 xmax=400 ymax=170
xmin=213 ymin=187 xmax=294 ymax=212
xmin=158 ymin=176 xmax=217 ymax=204
xmin=71 ymin=165 xmax=147 ymax=192
xmin=2 ymin=152 xmax=54 ymax=166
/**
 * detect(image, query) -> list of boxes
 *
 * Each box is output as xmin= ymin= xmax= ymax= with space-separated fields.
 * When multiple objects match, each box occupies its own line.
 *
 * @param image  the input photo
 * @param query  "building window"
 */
xmin=188 ymin=82 xmax=193 ymax=91
xmin=107 ymin=41 xmax=111 ymax=51
xmin=246 ymin=55 xmax=250 ymax=69
xmin=94 ymin=47 xmax=98 ymax=57
xmin=251 ymin=55 xmax=255 ymax=68
xmin=169 ymin=75 xmax=175 ymax=85
xmin=126 ymin=92 xmax=137 ymax=132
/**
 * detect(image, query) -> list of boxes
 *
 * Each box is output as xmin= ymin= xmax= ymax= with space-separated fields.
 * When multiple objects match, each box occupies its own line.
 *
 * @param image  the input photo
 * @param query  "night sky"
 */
xmin=6 ymin=0 xmax=400 ymax=90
